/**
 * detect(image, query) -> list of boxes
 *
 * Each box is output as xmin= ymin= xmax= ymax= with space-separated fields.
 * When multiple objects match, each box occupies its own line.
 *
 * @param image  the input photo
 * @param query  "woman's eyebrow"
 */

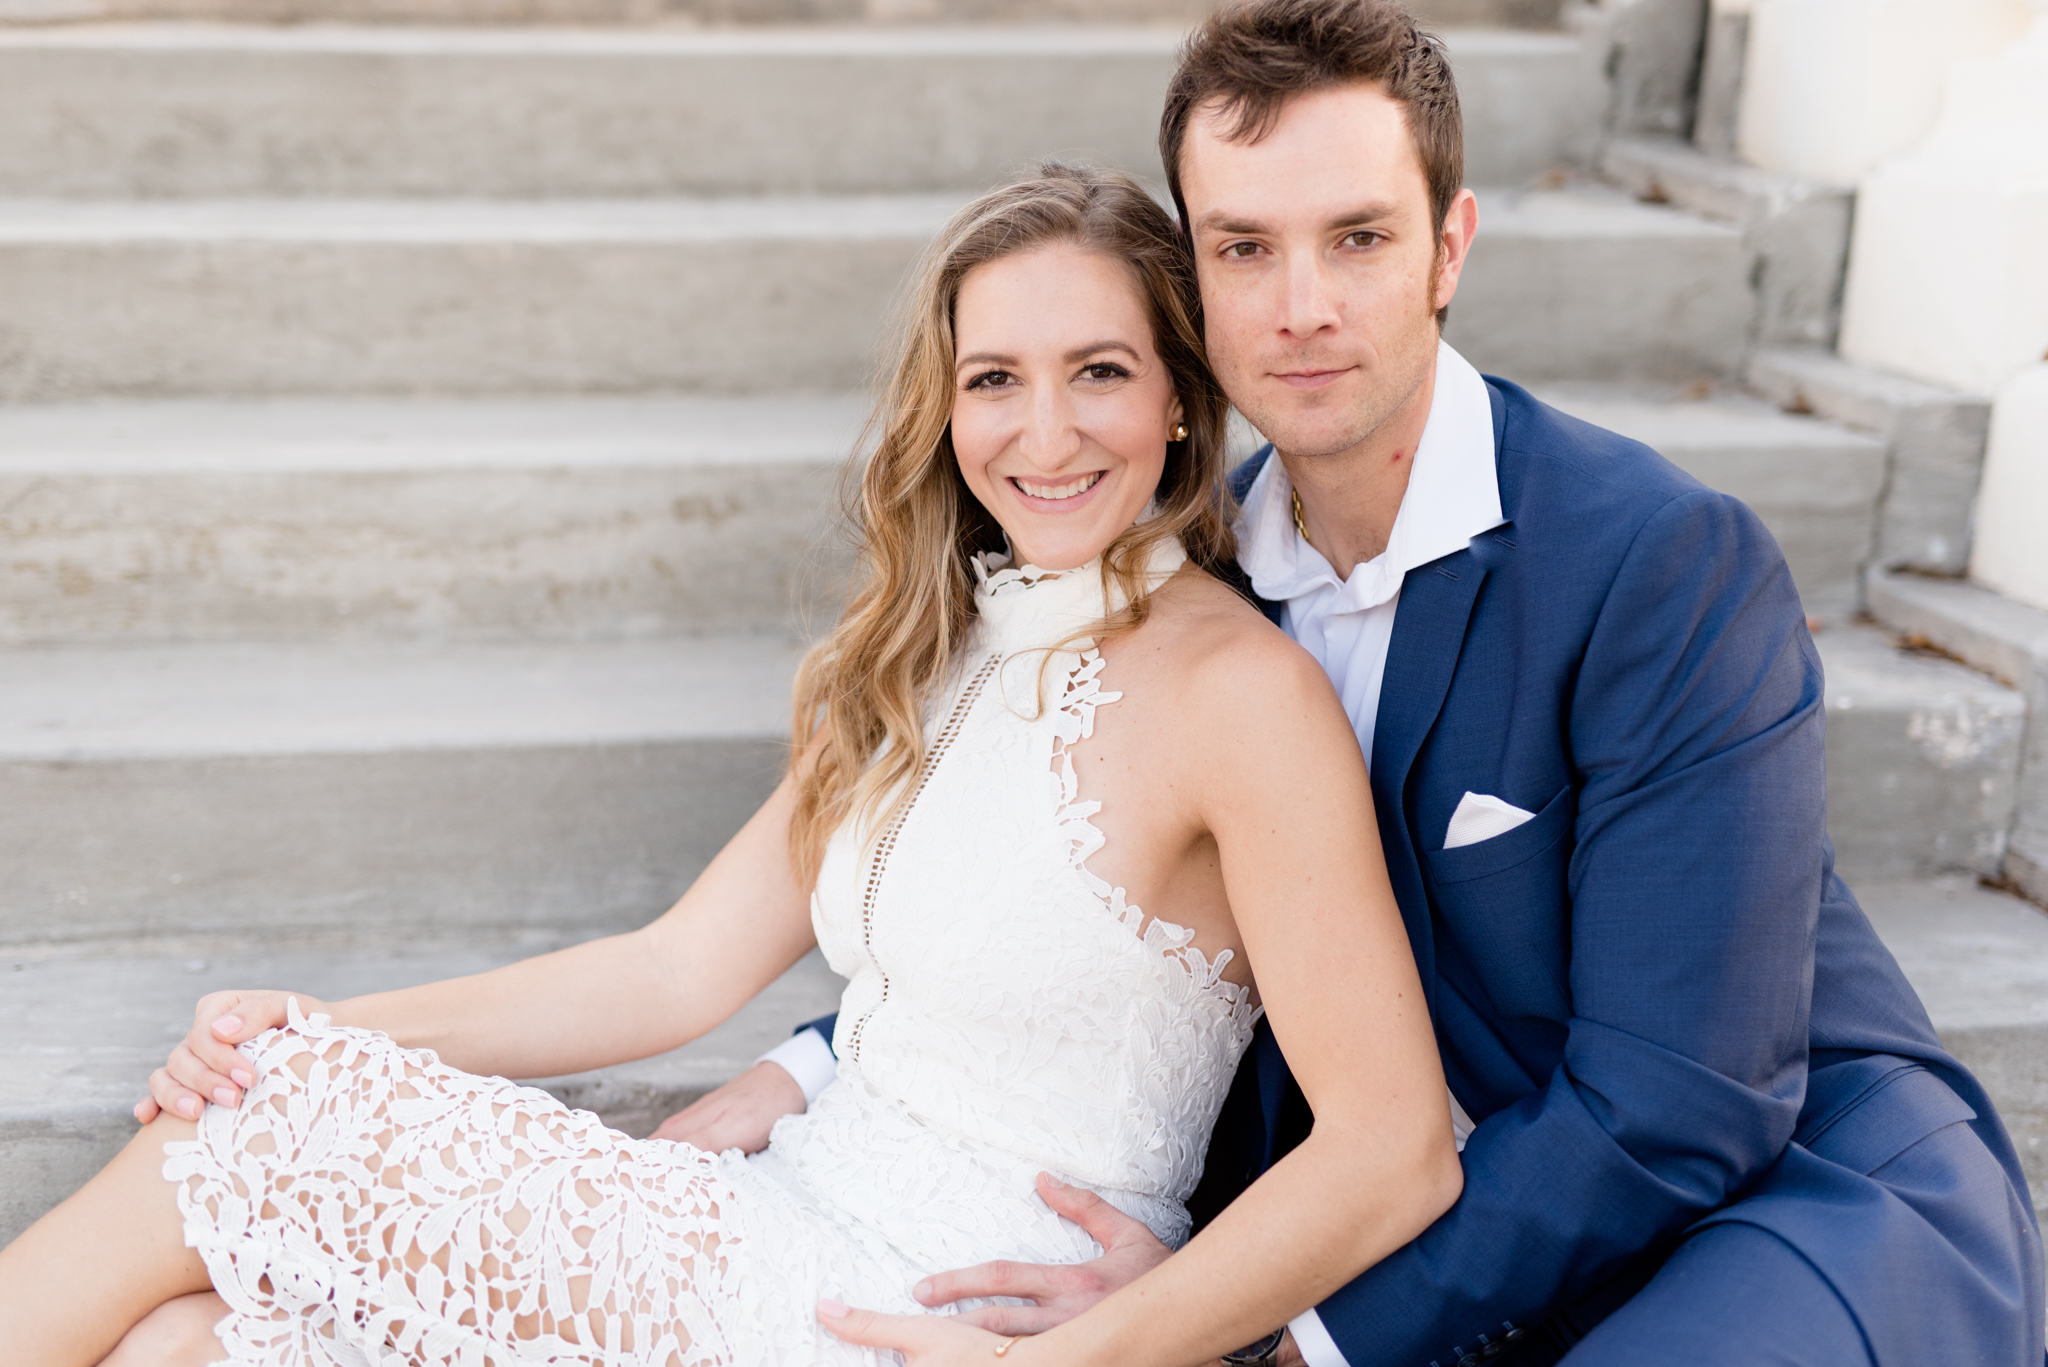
xmin=1063 ymin=340 xmax=1142 ymax=364
xmin=955 ymin=351 xmax=1017 ymax=370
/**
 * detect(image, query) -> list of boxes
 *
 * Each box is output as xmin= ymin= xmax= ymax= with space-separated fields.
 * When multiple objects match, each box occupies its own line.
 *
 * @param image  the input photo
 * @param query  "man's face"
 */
xmin=1178 ymin=82 xmax=1472 ymax=460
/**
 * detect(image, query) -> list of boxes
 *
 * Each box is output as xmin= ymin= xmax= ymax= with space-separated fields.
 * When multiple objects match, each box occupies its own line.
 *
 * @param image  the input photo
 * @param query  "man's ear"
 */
xmin=1432 ymin=188 xmax=1480 ymax=313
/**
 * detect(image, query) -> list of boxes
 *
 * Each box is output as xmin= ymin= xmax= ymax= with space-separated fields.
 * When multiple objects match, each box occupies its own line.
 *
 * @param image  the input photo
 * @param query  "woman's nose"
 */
xmin=1017 ymin=390 xmax=1083 ymax=470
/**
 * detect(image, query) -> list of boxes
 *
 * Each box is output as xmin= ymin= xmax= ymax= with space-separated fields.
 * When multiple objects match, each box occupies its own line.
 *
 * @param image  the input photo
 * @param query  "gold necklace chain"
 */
xmin=1291 ymin=487 xmax=1309 ymax=541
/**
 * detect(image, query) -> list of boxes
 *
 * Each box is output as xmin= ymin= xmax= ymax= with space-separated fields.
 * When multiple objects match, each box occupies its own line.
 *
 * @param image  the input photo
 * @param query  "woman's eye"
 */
xmin=1081 ymin=363 xmax=1128 ymax=381
xmin=965 ymin=370 xmax=1014 ymax=390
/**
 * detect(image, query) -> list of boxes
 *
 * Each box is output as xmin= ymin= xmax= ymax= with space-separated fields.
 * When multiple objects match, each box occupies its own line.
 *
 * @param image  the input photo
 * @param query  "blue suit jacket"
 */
xmin=806 ymin=378 xmax=2043 ymax=1363
xmin=1198 ymin=378 xmax=2042 ymax=1365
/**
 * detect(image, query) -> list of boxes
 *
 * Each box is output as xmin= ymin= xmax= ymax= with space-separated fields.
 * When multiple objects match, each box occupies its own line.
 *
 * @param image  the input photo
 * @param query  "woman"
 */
xmin=0 ymin=164 xmax=1461 ymax=1367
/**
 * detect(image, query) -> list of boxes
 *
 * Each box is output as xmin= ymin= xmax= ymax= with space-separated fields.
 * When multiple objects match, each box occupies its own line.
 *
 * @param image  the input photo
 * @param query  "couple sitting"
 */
xmin=4 ymin=1 xmax=2041 ymax=1364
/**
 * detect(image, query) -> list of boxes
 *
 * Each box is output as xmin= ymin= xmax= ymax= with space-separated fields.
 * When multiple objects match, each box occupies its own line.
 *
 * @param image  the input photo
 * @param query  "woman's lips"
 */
xmin=1009 ymin=470 xmax=1104 ymax=503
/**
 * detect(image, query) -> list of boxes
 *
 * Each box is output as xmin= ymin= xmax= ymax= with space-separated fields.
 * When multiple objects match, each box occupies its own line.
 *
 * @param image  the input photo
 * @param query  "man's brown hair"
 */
xmin=1159 ymin=0 xmax=1465 ymax=308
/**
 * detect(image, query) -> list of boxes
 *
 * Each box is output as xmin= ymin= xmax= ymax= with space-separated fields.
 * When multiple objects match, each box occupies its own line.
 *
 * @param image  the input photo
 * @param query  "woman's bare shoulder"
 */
xmin=1143 ymin=568 xmax=1344 ymax=718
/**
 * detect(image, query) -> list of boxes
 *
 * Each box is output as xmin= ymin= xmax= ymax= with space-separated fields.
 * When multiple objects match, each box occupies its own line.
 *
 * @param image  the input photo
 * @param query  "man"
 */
xmin=662 ymin=1 xmax=2046 ymax=1361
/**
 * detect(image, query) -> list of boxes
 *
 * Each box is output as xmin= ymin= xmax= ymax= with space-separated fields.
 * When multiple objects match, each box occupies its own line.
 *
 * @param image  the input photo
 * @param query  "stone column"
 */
xmin=1736 ymin=0 xmax=2029 ymax=186
xmin=1837 ymin=2 xmax=2048 ymax=394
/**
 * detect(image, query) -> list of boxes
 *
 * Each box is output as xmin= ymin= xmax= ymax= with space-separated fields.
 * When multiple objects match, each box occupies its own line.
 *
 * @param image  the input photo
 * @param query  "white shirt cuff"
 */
xmin=1288 ymin=1308 xmax=1353 ymax=1367
xmin=755 ymin=1027 xmax=839 ymax=1105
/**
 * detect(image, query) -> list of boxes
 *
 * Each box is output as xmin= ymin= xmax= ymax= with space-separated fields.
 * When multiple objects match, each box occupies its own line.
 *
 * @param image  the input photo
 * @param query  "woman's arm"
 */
xmin=828 ymin=629 xmax=1462 ymax=1367
xmin=142 ymin=771 xmax=820 ymax=1123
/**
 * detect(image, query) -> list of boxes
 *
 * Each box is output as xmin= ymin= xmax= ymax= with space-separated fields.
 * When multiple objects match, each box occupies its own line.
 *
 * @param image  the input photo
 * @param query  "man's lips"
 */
xmin=1271 ymin=366 xmax=1354 ymax=391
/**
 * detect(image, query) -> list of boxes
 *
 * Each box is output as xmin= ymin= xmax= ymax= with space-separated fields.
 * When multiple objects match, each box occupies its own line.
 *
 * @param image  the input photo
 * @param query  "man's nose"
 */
xmin=1279 ymin=251 xmax=1341 ymax=340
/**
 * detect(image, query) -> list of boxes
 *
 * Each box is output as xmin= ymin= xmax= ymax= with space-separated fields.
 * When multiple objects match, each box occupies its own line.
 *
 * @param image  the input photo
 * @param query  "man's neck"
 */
xmin=1276 ymin=355 xmax=1437 ymax=576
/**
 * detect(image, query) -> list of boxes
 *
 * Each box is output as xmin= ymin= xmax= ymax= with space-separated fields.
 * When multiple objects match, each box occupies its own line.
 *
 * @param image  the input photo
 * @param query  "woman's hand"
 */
xmin=816 ymin=1299 xmax=1021 ymax=1366
xmin=133 ymin=989 xmax=329 ymax=1125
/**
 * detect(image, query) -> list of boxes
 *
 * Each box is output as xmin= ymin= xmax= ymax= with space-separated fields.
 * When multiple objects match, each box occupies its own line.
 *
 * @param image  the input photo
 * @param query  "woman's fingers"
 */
xmin=147 ymin=1065 xmax=208 ymax=1122
xmin=818 ymin=1300 xmax=1001 ymax=1362
xmin=163 ymin=1040 xmax=249 ymax=1111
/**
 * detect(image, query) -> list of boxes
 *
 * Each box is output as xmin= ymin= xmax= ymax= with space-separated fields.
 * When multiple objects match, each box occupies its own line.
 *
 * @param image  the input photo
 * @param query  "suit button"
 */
xmin=1503 ymin=1325 xmax=1526 ymax=1343
xmin=1457 ymin=1356 xmax=1481 ymax=1367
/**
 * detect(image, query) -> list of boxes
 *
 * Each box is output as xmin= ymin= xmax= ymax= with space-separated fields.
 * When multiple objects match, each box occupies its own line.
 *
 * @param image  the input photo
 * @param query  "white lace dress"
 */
xmin=165 ymin=538 xmax=1261 ymax=1367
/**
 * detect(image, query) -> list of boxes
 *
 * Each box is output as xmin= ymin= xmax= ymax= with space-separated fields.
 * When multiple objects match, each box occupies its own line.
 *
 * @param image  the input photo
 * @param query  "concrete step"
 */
xmin=1857 ymin=876 xmax=2048 ymax=1225
xmin=0 ymin=25 xmax=1593 ymax=197
xmin=1532 ymin=384 xmax=1886 ymax=624
xmin=0 ymin=0 xmax=1566 ymax=29
xmin=0 ymin=194 xmax=964 ymax=399
xmin=0 ymin=394 xmax=864 ymax=644
xmin=6 ymin=878 xmax=2038 ymax=1251
xmin=1444 ymin=184 xmax=1750 ymax=384
xmin=1867 ymin=570 xmax=2048 ymax=906
xmin=0 ymin=933 xmax=847 ymax=1248
xmin=1818 ymin=626 xmax=2025 ymax=883
xmin=0 ymin=186 xmax=1748 ymax=401
xmin=0 ymin=635 xmax=800 ymax=946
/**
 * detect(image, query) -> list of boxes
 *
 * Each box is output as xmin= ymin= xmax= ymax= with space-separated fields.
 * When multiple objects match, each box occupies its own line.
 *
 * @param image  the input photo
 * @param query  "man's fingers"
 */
xmin=1034 ymin=1172 xmax=1153 ymax=1249
xmin=953 ymin=1304 xmax=1064 ymax=1336
xmin=914 ymin=1259 xmax=1057 ymax=1308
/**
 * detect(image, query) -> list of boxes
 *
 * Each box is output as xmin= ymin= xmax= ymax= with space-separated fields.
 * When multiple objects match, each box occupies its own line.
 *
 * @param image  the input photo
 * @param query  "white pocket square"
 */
xmin=1443 ymin=791 xmax=1537 ymax=850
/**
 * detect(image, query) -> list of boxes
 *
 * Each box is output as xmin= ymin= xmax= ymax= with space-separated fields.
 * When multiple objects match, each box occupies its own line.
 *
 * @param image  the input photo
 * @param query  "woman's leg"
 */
xmin=0 ymin=1114 xmax=212 ymax=1367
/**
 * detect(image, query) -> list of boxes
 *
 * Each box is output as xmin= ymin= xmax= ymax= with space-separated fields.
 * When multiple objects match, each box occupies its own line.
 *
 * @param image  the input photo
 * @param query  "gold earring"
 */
xmin=1171 ymin=423 xmax=1189 ymax=441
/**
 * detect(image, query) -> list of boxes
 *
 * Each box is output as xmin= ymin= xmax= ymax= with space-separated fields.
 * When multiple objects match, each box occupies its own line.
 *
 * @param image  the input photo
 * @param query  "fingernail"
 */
xmin=180 ymin=1097 xmax=201 ymax=1119
xmin=213 ymin=1087 xmax=237 ymax=1108
xmin=913 ymin=1279 xmax=932 ymax=1301
xmin=231 ymin=1069 xmax=254 ymax=1088
xmin=818 ymin=1299 xmax=849 ymax=1319
xmin=212 ymin=1015 xmax=243 ymax=1036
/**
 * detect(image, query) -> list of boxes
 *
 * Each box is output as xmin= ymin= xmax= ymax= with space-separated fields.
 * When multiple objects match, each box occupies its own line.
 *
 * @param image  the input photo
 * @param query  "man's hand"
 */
xmin=650 ymin=1060 xmax=806 ymax=1154
xmin=912 ymin=1173 xmax=1174 ymax=1335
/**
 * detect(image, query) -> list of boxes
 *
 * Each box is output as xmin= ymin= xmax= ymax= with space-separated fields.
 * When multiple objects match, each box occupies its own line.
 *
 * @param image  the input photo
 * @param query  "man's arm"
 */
xmin=650 ymin=1013 xmax=839 ymax=1151
xmin=1314 ymin=489 xmax=1824 ymax=1364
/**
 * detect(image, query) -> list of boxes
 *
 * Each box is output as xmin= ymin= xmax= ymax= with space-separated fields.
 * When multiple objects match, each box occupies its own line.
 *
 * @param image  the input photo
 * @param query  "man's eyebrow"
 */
xmin=1325 ymin=201 xmax=1403 ymax=230
xmin=1194 ymin=202 xmax=1405 ymax=236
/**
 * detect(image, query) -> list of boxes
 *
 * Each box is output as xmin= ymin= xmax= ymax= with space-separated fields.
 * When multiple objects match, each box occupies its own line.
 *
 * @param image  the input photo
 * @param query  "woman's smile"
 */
xmin=1009 ymin=470 xmax=1105 ymax=503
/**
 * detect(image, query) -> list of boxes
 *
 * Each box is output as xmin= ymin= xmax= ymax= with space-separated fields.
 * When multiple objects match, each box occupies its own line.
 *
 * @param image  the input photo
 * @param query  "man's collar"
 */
xmin=1234 ymin=340 xmax=1504 ymax=612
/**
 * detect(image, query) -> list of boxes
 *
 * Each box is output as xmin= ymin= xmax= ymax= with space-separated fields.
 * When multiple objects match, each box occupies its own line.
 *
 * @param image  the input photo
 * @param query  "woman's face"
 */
xmin=950 ymin=243 xmax=1183 ymax=572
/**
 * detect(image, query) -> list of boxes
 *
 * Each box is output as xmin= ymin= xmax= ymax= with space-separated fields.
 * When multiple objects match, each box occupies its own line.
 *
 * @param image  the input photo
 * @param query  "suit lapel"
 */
xmin=1371 ymin=548 xmax=1489 ymax=1007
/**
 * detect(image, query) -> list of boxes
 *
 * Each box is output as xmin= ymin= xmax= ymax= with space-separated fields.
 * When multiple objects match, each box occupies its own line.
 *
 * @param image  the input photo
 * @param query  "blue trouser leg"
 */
xmin=1559 ymin=1115 xmax=2042 ymax=1366
xmin=1559 ymin=1222 xmax=1871 ymax=1366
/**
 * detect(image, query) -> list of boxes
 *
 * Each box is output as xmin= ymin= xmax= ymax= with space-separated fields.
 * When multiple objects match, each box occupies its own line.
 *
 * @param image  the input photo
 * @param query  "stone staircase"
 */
xmin=2 ymin=0 xmax=2043 ymax=1247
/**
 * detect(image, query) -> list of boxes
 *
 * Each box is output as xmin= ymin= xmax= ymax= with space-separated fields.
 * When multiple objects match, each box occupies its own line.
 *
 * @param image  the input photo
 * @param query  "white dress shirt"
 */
xmin=766 ymin=340 xmax=1503 ymax=1367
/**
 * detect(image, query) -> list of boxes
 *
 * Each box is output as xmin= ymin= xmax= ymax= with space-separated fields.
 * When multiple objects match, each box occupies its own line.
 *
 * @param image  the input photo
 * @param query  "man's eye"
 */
xmin=1223 ymin=241 xmax=1261 ymax=258
xmin=1344 ymin=231 xmax=1383 ymax=249
xmin=966 ymin=370 xmax=1014 ymax=390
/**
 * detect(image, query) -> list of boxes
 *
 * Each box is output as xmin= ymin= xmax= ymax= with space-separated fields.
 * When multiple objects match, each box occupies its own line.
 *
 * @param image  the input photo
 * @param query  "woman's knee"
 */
xmin=98 ymin=1292 xmax=227 ymax=1367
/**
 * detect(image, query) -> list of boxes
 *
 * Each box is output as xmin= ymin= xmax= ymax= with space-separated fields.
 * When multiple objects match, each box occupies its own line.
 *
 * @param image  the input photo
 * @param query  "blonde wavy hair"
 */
xmin=788 ymin=163 xmax=1238 ymax=884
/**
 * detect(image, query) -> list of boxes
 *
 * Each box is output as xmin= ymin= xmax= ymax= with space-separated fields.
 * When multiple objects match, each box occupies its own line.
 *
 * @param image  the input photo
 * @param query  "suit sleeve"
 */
xmin=1315 ymin=489 xmax=1826 ymax=1365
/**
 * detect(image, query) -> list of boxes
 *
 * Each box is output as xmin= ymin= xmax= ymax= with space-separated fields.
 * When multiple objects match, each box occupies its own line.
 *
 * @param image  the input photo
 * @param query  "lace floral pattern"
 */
xmin=167 ymin=536 xmax=1260 ymax=1365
